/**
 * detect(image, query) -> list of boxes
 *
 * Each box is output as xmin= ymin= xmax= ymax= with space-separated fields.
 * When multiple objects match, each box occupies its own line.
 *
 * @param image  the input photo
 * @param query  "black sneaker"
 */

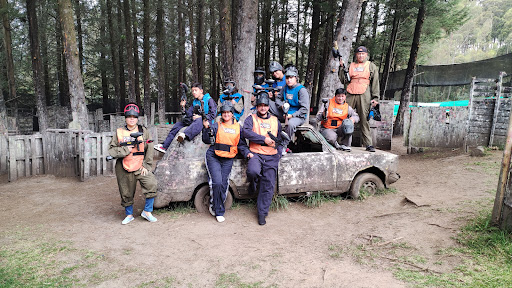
xmin=258 ymin=214 xmax=266 ymax=225
xmin=366 ymin=145 xmax=376 ymax=152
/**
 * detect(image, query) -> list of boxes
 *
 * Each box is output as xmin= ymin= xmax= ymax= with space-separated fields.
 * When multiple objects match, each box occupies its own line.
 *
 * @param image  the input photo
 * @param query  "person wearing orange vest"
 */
xmin=339 ymin=46 xmax=379 ymax=152
xmin=243 ymin=94 xmax=287 ymax=225
xmin=202 ymin=101 xmax=252 ymax=223
xmin=108 ymin=103 xmax=158 ymax=225
xmin=316 ymin=88 xmax=360 ymax=152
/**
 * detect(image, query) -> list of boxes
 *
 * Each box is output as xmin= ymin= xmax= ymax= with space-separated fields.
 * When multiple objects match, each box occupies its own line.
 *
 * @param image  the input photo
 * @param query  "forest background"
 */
xmin=0 ymin=0 xmax=511 ymax=134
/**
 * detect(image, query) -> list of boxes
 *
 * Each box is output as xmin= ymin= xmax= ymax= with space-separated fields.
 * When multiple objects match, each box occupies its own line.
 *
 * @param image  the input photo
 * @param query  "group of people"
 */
xmin=108 ymin=45 xmax=380 ymax=226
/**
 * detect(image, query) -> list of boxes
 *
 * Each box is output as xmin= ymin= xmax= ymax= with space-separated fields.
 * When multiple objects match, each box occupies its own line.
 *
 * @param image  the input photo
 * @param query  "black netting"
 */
xmin=386 ymin=53 xmax=512 ymax=91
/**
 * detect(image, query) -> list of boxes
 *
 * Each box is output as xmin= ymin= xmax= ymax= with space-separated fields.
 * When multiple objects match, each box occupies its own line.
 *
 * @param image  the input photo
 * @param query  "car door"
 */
xmin=277 ymin=128 xmax=337 ymax=195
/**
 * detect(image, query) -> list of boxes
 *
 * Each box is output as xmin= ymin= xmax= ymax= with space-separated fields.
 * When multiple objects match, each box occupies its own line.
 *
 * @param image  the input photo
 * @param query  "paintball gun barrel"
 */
xmin=106 ymin=132 xmax=153 ymax=161
xmin=321 ymin=98 xmax=329 ymax=121
xmin=332 ymin=41 xmax=350 ymax=82
xmin=199 ymin=100 xmax=215 ymax=144
xmin=267 ymin=131 xmax=290 ymax=149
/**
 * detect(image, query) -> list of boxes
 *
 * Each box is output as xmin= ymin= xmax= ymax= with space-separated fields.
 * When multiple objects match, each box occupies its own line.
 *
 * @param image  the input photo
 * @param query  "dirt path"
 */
xmin=0 ymin=138 xmax=502 ymax=287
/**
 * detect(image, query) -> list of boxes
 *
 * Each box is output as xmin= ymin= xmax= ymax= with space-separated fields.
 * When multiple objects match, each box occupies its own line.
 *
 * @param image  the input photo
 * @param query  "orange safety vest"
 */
xmin=249 ymin=114 xmax=278 ymax=155
xmin=116 ymin=128 xmax=144 ymax=172
xmin=322 ymin=98 xmax=349 ymax=129
xmin=214 ymin=120 xmax=240 ymax=158
xmin=347 ymin=61 xmax=371 ymax=95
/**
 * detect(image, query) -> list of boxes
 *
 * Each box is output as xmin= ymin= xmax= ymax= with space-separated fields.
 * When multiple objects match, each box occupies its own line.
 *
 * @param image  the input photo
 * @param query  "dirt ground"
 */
xmin=0 ymin=137 xmax=502 ymax=287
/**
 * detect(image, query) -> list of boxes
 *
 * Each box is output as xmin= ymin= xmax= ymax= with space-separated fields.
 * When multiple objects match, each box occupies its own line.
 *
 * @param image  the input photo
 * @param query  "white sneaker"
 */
xmin=122 ymin=215 xmax=134 ymax=225
xmin=216 ymin=216 xmax=225 ymax=222
xmin=209 ymin=205 xmax=215 ymax=216
xmin=154 ymin=143 xmax=167 ymax=153
xmin=177 ymin=132 xmax=186 ymax=143
xmin=341 ymin=144 xmax=351 ymax=152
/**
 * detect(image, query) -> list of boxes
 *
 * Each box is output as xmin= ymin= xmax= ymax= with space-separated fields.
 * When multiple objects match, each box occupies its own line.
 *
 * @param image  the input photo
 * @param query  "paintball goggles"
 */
xmin=221 ymin=85 xmax=239 ymax=101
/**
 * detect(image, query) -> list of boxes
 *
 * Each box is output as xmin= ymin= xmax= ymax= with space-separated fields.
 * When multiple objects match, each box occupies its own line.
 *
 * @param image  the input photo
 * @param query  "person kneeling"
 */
xmin=316 ymin=88 xmax=359 ymax=152
xmin=202 ymin=101 xmax=252 ymax=223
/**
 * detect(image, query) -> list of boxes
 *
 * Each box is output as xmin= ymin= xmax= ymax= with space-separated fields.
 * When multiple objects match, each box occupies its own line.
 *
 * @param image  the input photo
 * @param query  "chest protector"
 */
xmin=117 ymin=127 xmax=144 ymax=172
xmin=220 ymin=93 xmax=244 ymax=121
xmin=214 ymin=120 xmax=240 ymax=158
xmin=322 ymin=98 xmax=349 ymax=129
xmin=347 ymin=61 xmax=370 ymax=95
xmin=283 ymin=84 xmax=305 ymax=115
xmin=249 ymin=114 xmax=278 ymax=155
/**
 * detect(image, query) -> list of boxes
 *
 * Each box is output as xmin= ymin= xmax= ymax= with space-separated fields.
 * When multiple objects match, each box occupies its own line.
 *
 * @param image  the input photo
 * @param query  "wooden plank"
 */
xmin=31 ymin=135 xmax=37 ymax=176
xmin=96 ymin=134 xmax=101 ymax=176
xmin=473 ymin=92 xmax=497 ymax=98
xmin=490 ymin=73 xmax=505 ymax=146
xmin=24 ymin=137 xmax=30 ymax=177
xmin=102 ymin=134 xmax=107 ymax=175
xmin=475 ymin=78 xmax=497 ymax=83
xmin=83 ymin=134 xmax=90 ymax=181
xmin=8 ymin=136 xmax=17 ymax=182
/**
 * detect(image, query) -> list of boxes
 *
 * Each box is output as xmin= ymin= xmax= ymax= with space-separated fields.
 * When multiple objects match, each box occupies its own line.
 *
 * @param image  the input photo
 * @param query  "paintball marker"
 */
xmin=199 ymin=100 xmax=215 ymax=144
xmin=221 ymin=85 xmax=240 ymax=101
xmin=321 ymin=98 xmax=329 ymax=121
xmin=267 ymin=131 xmax=291 ymax=149
xmin=367 ymin=103 xmax=381 ymax=121
xmin=106 ymin=132 xmax=153 ymax=161
xmin=332 ymin=41 xmax=350 ymax=82
xmin=180 ymin=83 xmax=188 ymax=102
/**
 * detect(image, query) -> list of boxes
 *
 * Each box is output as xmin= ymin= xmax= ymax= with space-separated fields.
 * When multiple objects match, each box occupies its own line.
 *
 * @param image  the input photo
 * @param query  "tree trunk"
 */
xmin=55 ymin=1 xmax=70 ymax=107
xmin=372 ymin=0 xmax=379 ymax=39
xmin=100 ymin=0 xmax=109 ymax=113
xmin=209 ymin=0 xmax=217 ymax=98
xmin=393 ymin=0 xmax=426 ymax=136
xmin=232 ymin=0 xmax=257 ymax=120
xmin=262 ymin=0 xmax=271 ymax=71
xmin=319 ymin=0 xmax=364 ymax=103
xmin=295 ymin=0 xmax=300 ymax=68
xmin=380 ymin=2 xmax=400 ymax=99
xmin=178 ymin=0 xmax=186 ymax=85
xmin=355 ymin=0 xmax=367 ymax=45
xmin=278 ymin=0 xmax=288 ymax=65
xmin=39 ymin=1 xmax=51 ymax=105
xmin=131 ymin=0 xmax=141 ymax=107
xmin=74 ymin=0 xmax=84 ymax=74
xmin=219 ymin=0 xmax=233 ymax=80
xmin=187 ymin=0 xmax=198 ymax=82
xmin=155 ymin=0 xmax=166 ymax=123
xmin=106 ymin=0 xmax=121 ymax=112
xmin=116 ymin=0 xmax=127 ymax=110
xmin=196 ymin=0 xmax=205 ymax=83
xmin=122 ymin=0 xmax=136 ymax=104
xmin=304 ymin=0 xmax=322 ymax=96
xmin=27 ymin=0 xmax=49 ymax=132
xmin=59 ymin=0 xmax=89 ymax=130
xmin=142 ymin=0 xmax=151 ymax=119
xmin=317 ymin=7 xmax=334 ymax=103
xmin=1 ymin=0 xmax=16 ymax=106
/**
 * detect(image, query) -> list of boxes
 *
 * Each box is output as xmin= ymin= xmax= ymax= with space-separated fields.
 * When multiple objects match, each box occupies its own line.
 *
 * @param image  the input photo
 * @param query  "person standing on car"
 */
xmin=108 ymin=103 xmax=158 ymax=224
xmin=243 ymin=94 xmax=287 ymax=225
xmin=202 ymin=101 xmax=252 ymax=223
xmin=316 ymin=88 xmax=360 ymax=152
xmin=339 ymin=46 xmax=379 ymax=152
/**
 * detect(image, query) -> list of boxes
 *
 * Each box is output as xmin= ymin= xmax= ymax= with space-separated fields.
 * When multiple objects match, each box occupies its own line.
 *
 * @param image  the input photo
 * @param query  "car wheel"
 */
xmin=193 ymin=185 xmax=233 ymax=213
xmin=350 ymin=173 xmax=384 ymax=199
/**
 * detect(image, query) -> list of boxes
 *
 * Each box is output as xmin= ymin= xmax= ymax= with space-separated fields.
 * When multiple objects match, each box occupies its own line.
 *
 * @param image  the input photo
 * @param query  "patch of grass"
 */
xmin=270 ymin=195 xmax=289 ymax=211
xmin=137 ymin=276 xmax=177 ymax=288
xmin=328 ymin=244 xmax=344 ymax=258
xmin=157 ymin=201 xmax=196 ymax=218
xmin=215 ymin=273 xmax=268 ymax=288
xmin=299 ymin=191 xmax=338 ymax=208
xmin=393 ymin=210 xmax=512 ymax=287
xmin=0 ymin=234 xmax=115 ymax=287
xmin=376 ymin=187 xmax=398 ymax=196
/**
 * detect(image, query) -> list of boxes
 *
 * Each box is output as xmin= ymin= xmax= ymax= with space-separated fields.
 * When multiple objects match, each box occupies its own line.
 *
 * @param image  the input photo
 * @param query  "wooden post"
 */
xmin=8 ymin=136 xmax=16 ymax=182
xmin=491 ymin=93 xmax=512 ymax=225
xmin=489 ymin=72 xmax=504 ymax=147
xmin=96 ymin=134 xmax=101 ymax=176
xmin=151 ymin=102 xmax=155 ymax=126
xmin=464 ymin=77 xmax=476 ymax=152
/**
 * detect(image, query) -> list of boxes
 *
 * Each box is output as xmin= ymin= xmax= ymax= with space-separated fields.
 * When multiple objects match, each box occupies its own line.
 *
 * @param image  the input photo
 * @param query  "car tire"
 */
xmin=350 ymin=173 xmax=384 ymax=199
xmin=193 ymin=185 xmax=233 ymax=213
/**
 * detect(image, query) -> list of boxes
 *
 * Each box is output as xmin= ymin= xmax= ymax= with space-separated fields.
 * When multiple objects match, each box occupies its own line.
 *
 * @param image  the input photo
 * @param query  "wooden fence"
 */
xmin=80 ymin=132 xmax=116 ymax=181
xmin=8 ymin=134 xmax=45 ymax=181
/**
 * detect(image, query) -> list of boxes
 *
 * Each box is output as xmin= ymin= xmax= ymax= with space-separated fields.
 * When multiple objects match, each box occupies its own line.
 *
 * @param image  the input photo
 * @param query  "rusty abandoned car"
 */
xmin=153 ymin=124 xmax=400 ymax=212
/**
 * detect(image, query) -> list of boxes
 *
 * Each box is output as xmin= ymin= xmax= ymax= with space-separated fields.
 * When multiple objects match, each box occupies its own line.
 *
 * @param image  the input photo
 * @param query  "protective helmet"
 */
xmin=254 ymin=67 xmax=266 ymax=85
xmin=285 ymin=66 xmax=299 ymax=77
xmin=342 ymin=118 xmax=354 ymax=135
xmin=269 ymin=61 xmax=283 ymax=73
xmin=220 ymin=101 xmax=234 ymax=113
xmin=256 ymin=94 xmax=270 ymax=106
xmin=224 ymin=79 xmax=236 ymax=88
xmin=355 ymin=46 xmax=368 ymax=53
xmin=124 ymin=103 xmax=140 ymax=117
